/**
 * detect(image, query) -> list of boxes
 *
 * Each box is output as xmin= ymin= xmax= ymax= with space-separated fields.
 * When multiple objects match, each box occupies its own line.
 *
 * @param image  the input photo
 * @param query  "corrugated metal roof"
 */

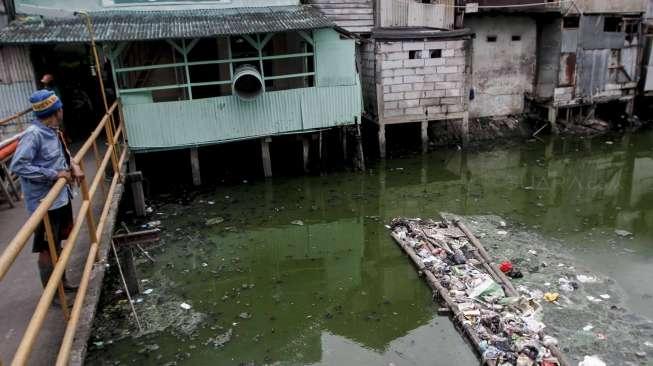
xmin=0 ymin=5 xmax=334 ymax=44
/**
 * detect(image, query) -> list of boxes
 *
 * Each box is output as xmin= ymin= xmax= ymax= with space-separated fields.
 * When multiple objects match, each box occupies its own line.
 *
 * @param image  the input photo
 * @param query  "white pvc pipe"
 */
xmin=232 ymin=65 xmax=264 ymax=101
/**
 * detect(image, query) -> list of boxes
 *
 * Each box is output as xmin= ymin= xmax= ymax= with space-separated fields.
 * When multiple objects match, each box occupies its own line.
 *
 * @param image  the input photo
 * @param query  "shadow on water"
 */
xmin=87 ymin=130 xmax=653 ymax=365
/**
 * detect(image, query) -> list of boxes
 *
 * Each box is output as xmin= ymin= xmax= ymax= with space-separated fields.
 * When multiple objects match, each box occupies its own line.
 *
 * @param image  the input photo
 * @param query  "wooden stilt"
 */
xmin=127 ymin=172 xmax=147 ymax=217
xmin=301 ymin=136 xmax=310 ymax=173
xmin=421 ymin=120 xmax=429 ymax=154
xmin=116 ymin=246 xmax=140 ymax=295
xmin=354 ymin=118 xmax=365 ymax=171
xmin=190 ymin=147 xmax=201 ymax=186
xmin=261 ymin=137 xmax=272 ymax=178
xmin=378 ymin=123 xmax=386 ymax=159
xmin=127 ymin=153 xmax=146 ymax=217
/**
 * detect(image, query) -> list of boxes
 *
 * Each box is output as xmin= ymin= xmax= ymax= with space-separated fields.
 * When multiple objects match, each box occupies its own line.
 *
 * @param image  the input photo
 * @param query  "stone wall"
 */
xmin=377 ymin=37 xmax=468 ymax=123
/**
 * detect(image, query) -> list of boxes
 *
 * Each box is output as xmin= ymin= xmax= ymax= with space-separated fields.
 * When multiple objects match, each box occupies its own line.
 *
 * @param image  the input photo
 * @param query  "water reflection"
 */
xmin=88 ymin=131 xmax=653 ymax=365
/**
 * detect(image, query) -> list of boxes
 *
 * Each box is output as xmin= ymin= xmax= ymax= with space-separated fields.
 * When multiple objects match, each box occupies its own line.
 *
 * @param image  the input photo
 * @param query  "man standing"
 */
xmin=10 ymin=89 xmax=82 ymax=292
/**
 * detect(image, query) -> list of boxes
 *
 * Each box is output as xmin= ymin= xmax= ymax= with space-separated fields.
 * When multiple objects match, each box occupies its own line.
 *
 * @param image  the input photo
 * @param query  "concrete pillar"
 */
xmin=421 ymin=120 xmax=429 ymax=154
xmin=378 ymin=124 xmax=386 ymax=159
xmin=190 ymin=147 xmax=201 ymax=186
xmin=547 ymin=106 xmax=559 ymax=135
xmin=461 ymin=112 xmax=470 ymax=146
xmin=625 ymin=99 xmax=635 ymax=117
xmin=301 ymin=136 xmax=310 ymax=173
xmin=261 ymin=137 xmax=272 ymax=178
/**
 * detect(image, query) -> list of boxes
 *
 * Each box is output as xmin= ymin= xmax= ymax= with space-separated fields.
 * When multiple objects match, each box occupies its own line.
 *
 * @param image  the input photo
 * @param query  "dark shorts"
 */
xmin=32 ymin=202 xmax=74 ymax=253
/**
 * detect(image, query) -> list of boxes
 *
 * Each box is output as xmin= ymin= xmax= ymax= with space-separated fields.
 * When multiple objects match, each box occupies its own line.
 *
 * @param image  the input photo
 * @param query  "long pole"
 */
xmin=76 ymin=11 xmax=120 ymax=177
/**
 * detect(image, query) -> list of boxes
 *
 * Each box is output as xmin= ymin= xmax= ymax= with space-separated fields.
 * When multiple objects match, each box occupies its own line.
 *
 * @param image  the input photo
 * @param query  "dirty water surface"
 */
xmin=87 ymin=131 xmax=653 ymax=365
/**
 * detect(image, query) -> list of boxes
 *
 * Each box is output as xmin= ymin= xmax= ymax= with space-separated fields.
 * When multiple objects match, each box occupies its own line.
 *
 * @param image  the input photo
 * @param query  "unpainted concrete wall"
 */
xmin=535 ymin=17 xmax=562 ymax=100
xmin=466 ymin=14 xmax=536 ymax=118
xmin=377 ymin=37 xmax=468 ymax=123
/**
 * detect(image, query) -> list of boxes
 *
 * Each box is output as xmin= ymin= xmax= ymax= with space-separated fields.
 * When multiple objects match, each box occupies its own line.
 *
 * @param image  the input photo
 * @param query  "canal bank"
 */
xmin=85 ymin=129 xmax=653 ymax=365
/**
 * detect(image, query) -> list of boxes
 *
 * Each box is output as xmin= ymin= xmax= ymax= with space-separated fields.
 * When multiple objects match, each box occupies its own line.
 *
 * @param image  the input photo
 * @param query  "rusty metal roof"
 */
xmin=0 ymin=5 xmax=334 ymax=44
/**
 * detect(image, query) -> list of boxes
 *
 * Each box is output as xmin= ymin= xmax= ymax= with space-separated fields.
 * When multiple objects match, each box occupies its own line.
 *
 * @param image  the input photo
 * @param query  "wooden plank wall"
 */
xmin=307 ymin=0 xmax=374 ymax=33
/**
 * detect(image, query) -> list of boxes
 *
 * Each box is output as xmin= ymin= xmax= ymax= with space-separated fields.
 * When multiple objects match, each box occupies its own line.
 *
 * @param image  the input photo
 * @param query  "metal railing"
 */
xmin=0 ymin=99 xmax=128 ymax=366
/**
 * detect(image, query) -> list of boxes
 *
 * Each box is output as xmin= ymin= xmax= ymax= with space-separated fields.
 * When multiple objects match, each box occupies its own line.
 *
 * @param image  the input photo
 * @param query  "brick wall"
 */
xmin=376 ymin=38 xmax=468 ymax=123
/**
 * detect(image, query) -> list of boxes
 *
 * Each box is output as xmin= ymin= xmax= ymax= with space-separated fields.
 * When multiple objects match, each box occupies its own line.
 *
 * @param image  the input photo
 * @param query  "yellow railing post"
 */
xmin=42 ymin=214 xmax=70 ymax=321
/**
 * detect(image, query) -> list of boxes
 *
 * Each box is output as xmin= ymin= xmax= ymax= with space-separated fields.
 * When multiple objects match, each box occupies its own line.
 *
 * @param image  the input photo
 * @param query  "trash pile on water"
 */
xmin=390 ymin=217 xmax=566 ymax=366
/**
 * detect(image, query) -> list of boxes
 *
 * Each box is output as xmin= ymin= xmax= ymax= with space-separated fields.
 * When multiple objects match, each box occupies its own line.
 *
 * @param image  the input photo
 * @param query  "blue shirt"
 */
xmin=10 ymin=119 xmax=71 ymax=213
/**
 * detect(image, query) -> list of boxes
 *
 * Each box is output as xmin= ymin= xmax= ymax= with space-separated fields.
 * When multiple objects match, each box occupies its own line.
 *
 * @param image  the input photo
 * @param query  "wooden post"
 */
xmin=301 ymin=136 xmax=310 ymax=173
xmin=461 ymin=112 xmax=470 ymax=146
xmin=548 ymin=106 xmax=559 ymax=134
xmin=261 ymin=137 xmax=272 ymax=178
xmin=378 ymin=123 xmax=386 ymax=159
xmin=128 ymin=153 xmax=146 ymax=217
xmin=127 ymin=172 xmax=146 ymax=217
xmin=42 ymin=215 xmax=70 ymax=320
xmin=116 ymin=246 xmax=140 ymax=295
xmin=354 ymin=117 xmax=365 ymax=171
xmin=190 ymin=147 xmax=201 ymax=186
xmin=421 ymin=120 xmax=428 ymax=154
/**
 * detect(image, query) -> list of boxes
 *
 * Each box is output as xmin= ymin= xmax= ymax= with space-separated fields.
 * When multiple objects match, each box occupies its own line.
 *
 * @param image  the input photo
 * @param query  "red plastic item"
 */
xmin=0 ymin=140 xmax=18 ymax=160
xmin=499 ymin=261 xmax=513 ymax=274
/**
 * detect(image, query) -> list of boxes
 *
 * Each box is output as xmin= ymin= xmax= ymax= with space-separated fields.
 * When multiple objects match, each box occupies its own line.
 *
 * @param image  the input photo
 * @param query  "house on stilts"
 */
xmin=0 ymin=0 xmax=363 ymax=180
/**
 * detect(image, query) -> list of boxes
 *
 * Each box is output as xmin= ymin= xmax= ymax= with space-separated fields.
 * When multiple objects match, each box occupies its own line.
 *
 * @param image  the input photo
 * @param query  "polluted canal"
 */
xmin=87 ymin=131 xmax=653 ymax=365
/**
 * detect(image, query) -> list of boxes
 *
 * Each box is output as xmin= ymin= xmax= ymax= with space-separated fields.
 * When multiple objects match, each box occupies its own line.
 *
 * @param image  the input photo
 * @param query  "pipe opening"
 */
xmin=233 ymin=65 xmax=264 ymax=101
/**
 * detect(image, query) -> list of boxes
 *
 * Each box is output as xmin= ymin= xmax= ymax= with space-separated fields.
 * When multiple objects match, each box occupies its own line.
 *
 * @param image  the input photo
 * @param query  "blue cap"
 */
xmin=30 ymin=89 xmax=63 ymax=118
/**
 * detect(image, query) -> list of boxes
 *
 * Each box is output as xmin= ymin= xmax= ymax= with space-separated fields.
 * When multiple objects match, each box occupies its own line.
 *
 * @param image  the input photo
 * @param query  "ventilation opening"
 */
xmin=409 ymin=50 xmax=422 ymax=59
xmin=604 ymin=17 xmax=622 ymax=32
xmin=512 ymin=35 xmax=521 ymax=41
xmin=430 ymin=49 xmax=442 ymax=58
xmin=233 ymin=65 xmax=264 ymax=101
xmin=563 ymin=17 xmax=580 ymax=29
xmin=487 ymin=36 xmax=497 ymax=42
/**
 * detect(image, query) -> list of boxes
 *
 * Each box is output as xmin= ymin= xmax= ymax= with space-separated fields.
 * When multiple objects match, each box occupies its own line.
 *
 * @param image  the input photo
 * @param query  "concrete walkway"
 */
xmin=0 ymin=148 xmax=110 ymax=365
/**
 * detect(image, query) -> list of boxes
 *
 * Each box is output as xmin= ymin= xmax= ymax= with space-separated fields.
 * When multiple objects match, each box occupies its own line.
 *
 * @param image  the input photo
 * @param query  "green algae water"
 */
xmin=87 ymin=131 xmax=653 ymax=365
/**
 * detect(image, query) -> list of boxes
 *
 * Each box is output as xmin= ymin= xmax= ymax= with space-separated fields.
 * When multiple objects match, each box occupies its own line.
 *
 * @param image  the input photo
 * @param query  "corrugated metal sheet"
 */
xmin=0 ymin=45 xmax=34 ymax=83
xmin=0 ymin=80 xmax=34 ymax=138
xmin=0 ymin=5 xmax=334 ymax=44
xmin=123 ymin=84 xmax=361 ymax=151
xmin=579 ymin=49 xmax=609 ymax=96
xmin=580 ymin=15 xmax=626 ymax=50
xmin=379 ymin=0 xmax=454 ymax=30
